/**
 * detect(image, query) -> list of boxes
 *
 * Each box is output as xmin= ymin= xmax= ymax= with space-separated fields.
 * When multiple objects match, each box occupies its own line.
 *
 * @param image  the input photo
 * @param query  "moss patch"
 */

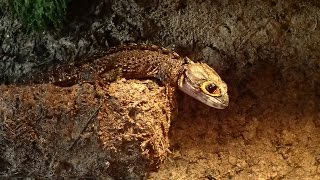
xmin=8 ymin=0 xmax=68 ymax=32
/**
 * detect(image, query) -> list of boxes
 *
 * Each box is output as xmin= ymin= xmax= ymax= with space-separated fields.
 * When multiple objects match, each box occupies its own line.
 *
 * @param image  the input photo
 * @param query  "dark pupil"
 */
xmin=206 ymin=83 xmax=217 ymax=93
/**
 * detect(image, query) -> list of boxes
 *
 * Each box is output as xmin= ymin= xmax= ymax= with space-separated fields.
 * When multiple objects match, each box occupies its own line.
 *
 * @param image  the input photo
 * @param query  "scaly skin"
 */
xmin=18 ymin=43 xmax=229 ymax=109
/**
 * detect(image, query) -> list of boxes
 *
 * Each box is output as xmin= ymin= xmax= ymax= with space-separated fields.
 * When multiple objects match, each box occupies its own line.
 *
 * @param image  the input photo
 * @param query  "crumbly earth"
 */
xmin=99 ymin=79 xmax=172 ymax=178
xmin=0 ymin=80 xmax=172 ymax=179
xmin=1 ymin=0 xmax=320 ymax=179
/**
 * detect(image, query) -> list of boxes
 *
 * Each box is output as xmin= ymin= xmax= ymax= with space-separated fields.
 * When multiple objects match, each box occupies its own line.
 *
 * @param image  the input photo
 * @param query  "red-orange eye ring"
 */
xmin=201 ymin=81 xmax=221 ymax=97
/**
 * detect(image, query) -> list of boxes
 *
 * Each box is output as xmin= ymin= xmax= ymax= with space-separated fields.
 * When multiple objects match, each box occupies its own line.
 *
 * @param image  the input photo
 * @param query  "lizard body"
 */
xmin=18 ymin=44 xmax=229 ymax=109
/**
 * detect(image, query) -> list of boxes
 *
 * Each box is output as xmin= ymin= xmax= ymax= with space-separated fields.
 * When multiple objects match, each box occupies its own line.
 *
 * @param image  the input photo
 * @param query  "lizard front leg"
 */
xmin=165 ymin=84 xmax=179 ymax=120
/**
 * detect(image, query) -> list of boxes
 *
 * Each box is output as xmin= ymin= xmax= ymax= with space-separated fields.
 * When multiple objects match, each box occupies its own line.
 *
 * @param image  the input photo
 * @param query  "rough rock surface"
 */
xmin=0 ymin=0 xmax=320 ymax=179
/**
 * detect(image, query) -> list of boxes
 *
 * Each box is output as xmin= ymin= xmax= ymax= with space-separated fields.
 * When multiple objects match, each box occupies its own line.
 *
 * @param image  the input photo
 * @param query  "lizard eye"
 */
xmin=201 ymin=81 xmax=221 ymax=97
xmin=206 ymin=83 xmax=217 ymax=93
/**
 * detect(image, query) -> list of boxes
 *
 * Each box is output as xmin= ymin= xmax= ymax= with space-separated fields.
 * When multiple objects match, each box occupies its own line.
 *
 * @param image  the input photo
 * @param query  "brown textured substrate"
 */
xmin=0 ymin=79 xmax=171 ymax=179
xmin=99 ymin=79 xmax=172 ymax=178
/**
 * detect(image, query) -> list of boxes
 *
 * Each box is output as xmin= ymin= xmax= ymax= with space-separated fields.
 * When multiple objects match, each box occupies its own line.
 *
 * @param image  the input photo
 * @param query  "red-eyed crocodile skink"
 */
xmin=18 ymin=44 xmax=229 ymax=109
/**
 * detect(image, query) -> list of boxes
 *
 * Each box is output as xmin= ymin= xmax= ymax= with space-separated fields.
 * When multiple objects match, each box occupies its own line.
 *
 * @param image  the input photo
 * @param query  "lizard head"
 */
xmin=178 ymin=62 xmax=229 ymax=109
